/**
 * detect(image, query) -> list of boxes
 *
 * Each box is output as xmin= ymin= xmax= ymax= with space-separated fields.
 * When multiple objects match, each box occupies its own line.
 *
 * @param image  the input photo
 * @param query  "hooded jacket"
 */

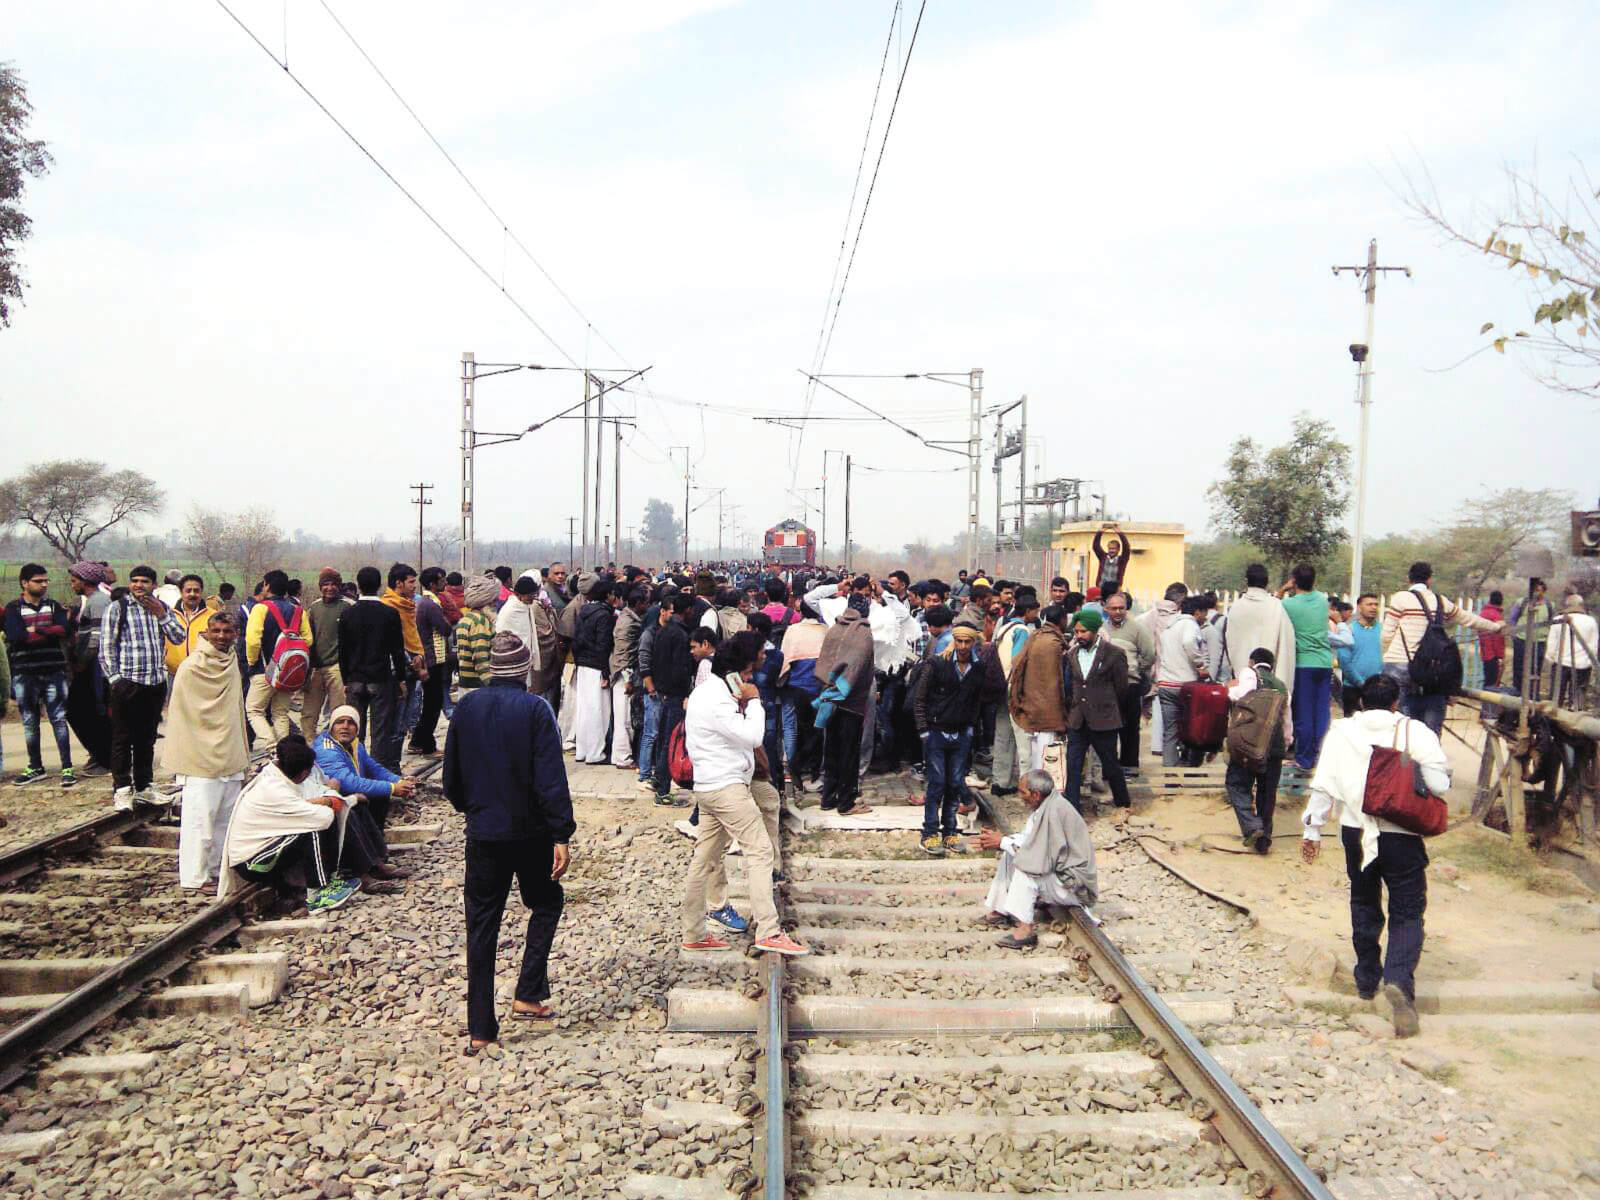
xmin=815 ymin=609 xmax=876 ymax=717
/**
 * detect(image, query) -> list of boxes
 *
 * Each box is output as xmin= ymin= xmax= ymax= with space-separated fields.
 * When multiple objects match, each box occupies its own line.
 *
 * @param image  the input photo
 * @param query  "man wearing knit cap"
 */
xmin=444 ymin=632 xmax=574 ymax=1054
xmin=456 ymin=575 xmax=500 ymax=691
xmin=314 ymin=703 xmax=417 ymax=842
xmin=1063 ymin=608 xmax=1134 ymax=817
xmin=301 ymin=569 xmax=351 ymax=741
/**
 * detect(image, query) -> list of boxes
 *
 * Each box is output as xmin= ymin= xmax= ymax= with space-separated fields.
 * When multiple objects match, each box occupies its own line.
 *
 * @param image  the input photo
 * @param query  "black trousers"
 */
xmin=345 ymin=679 xmax=401 ymax=782
xmin=1116 ymin=686 xmax=1143 ymax=766
xmin=820 ymin=709 xmax=864 ymax=810
xmin=66 ymin=664 xmax=111 ymax=765
xmin=235 ymin=818 xmax=381 ymax=897
xmin=409 ymin=672 xmax=446 ymax=753
xmin=1481 ymin=658 xmax=1502 ymax=689
xmin=465 ymin=836 xmax=563 ymax=1042
xmin=1066 ymin=726 xmax=1133 ymax=811
xmin=1225 ymin=756 xmax=1283 ymax=840
xmin=1341 ymin=826 xmax=1427 ymax=1003
xmin=108 ymin=680 xmax=165 ymax=791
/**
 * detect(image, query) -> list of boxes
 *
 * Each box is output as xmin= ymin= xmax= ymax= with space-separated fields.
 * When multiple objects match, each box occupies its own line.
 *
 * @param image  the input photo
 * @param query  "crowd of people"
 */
xmin=3 ymin=548 xmax=1596 ymax=1044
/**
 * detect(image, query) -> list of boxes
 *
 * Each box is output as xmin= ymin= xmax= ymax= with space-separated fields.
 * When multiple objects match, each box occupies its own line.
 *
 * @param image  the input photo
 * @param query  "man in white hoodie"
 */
xmin=1301 ymin=673 xmax=1450 ymax=1038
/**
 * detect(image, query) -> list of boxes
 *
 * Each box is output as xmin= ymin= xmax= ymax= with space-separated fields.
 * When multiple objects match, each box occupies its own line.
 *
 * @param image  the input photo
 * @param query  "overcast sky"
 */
xmin=5 ymin=0 xmax=1597 ymax=563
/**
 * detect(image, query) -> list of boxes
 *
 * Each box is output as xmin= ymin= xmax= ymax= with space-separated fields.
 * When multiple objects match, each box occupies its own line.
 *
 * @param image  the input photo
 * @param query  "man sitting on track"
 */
xmin=976 ymin=768 xmax=1098 ymax=950
xmin=219 ymin=735 xmax=386 ymax=912
xmin=313 ymin=704 xmax=418 ymax=829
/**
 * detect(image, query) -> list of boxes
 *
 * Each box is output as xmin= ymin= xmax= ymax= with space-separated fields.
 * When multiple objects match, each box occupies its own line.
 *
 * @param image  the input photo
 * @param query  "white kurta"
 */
xmin=177 ymin=772 xmax=244 ymax=889
xmin=573 ymin=665 xmax=611 ymax=763
xmin=984 ymin=806 xmax=1079 ymax=923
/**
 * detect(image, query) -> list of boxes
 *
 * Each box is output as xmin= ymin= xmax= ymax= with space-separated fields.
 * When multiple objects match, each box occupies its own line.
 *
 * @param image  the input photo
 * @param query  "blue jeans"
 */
xmin=1291 ymin=666 xmax=1333 ymax=770
xmin=653 ymin=696 xmax=685 ymax=797
xmin=1381 ymin=663 xmax=1448 ymax=736
xmin=921 ymin=728 xmax=971 ymax=837
xmin=761 ymin=690 xmax=785 ymax=789
xmin=13 ymin=672 xmax=73 ymax=772
xmin=402 ymin=677 xmax=423 ymax=733
xmin=637 ymin=692 xmax=662 ymax=782
xmin=781 ymin=686 xmax=820 ymax=781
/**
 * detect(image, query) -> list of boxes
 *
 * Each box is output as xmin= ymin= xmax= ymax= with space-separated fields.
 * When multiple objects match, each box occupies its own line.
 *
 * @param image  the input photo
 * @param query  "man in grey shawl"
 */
xmin=976 ymin=768 xmax=1098 ymax=949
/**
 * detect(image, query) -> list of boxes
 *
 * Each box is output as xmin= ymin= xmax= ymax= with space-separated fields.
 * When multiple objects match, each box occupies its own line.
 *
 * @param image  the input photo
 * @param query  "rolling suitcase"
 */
xmin=1179 ymin=681 xmax=1230 ymax=751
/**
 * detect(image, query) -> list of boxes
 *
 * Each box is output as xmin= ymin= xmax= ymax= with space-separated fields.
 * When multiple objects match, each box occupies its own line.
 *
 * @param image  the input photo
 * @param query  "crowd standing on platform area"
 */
xmin=6 ymin=537 xmax=1597 ymax=1046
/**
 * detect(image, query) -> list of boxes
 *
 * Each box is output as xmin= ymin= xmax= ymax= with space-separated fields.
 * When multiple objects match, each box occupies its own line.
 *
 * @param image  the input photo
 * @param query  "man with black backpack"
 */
xmin=243 ymin=569 xmax=313 ymax=749
xmin=1224 ymin=647 xmax=1291 ymax=852
xmin=1380 ymin=562 xmax=1505 ymax=735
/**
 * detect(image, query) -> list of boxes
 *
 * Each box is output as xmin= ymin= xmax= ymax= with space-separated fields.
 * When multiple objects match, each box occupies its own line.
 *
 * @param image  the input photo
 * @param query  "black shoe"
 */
xmin=992 ymin=785 xmax=1017 ymax=798
xmin=1253 ymin=833 xmax=1271 ymax=854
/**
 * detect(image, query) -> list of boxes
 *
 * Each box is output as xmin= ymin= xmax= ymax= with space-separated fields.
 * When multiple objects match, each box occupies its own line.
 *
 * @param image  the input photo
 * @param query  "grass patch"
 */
xmin=1444 ymin=830 xmax=1591 ymax=898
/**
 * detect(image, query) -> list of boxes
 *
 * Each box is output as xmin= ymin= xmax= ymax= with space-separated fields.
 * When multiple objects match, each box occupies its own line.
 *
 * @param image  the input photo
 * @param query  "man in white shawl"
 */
xmin=1301 ymin=673 xmax=1449 ymax=1038
xmin=164 ymin=610 xmax=249 ymax=891
xmin=977 ymin=769 xmax=1098 ymax=950
xmin=220 ymin=736 xmax=376 ymax=912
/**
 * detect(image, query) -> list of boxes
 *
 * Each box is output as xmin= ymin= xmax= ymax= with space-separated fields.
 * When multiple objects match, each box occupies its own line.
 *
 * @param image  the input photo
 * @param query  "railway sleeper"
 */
xmin=0 ymin=949 xmax=288 ymax=1016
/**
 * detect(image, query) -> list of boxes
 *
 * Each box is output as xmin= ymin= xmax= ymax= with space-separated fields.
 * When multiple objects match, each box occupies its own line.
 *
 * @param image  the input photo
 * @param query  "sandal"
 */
xmin=995 ymin=932 xmax=1038 ymax=950
xmin=464 ymin=1039 xmax=494 ymax=1057
xmin=978 ymin=913 xmax=1014 ymax=928
xmin=511 ymin=1003 xmax=556 ymax=1021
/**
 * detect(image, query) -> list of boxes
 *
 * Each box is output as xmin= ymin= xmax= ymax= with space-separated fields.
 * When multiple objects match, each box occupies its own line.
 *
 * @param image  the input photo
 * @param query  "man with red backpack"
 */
xmin=244 ymin=569 xmax=314 ymax=748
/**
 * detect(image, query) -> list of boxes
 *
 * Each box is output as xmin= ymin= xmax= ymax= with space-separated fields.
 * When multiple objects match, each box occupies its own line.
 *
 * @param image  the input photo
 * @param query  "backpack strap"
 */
xmin=265 ymin=601 xmax=287 ymax=634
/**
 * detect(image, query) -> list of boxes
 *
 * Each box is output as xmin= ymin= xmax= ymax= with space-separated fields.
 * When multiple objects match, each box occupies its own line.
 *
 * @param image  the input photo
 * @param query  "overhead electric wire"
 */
xmin=313 ymin=0 xmax=636 ymax=372
xmin=799 ymin=370 xmax=964 ymax=456
xmin=790 ymin=0 xmax=930 ymax=486
xmin=213 ymin=0 xmax=582 ymax=367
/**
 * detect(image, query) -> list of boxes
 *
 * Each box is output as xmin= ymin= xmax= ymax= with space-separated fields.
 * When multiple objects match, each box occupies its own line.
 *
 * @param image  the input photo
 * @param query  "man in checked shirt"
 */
xmin=101 ymin=564 xmax=184 ymax=809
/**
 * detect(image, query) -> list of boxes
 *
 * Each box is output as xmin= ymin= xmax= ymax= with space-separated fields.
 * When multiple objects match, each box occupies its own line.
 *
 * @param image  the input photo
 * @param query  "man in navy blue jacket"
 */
xmin=444 ymin=631 xmax=575 ymax=1055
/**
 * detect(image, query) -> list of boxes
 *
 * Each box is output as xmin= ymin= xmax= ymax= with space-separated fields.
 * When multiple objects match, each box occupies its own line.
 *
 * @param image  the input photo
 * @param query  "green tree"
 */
xmin=1427 ymin=487 xmax=1572 ymax=598
xmin=639 ymin=498 xmax=682 ymax=562
xmin=1 ymin=62 xmax=52 ymax=328
xmin=1208 ymin=414 xmax=1351 ymax=579
xmin=1185 ymin=536 xmax=1270 ymax=592
xmin=0 ymin=459 xmax=163 ymax=563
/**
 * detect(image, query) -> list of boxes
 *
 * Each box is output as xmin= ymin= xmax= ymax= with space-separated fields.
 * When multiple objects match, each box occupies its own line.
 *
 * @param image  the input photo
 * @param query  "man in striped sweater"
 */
xmin=1380 ymin=561 xmax=1505 ymax=734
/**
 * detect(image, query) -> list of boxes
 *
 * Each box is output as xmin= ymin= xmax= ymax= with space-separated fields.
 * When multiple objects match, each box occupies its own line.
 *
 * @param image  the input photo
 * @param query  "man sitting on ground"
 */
xmin=220 ymin=735 xmax=384 ymax=912
xmin=976 ymin=768 xmax=1098 ymax=950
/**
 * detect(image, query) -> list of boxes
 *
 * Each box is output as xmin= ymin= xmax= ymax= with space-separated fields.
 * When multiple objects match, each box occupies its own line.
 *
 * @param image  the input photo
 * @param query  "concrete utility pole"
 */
xmin=672 ymin=446 xmax=691 ymax=562
xmin=1332 ymin=240 xmax=1410 ymax=597
xmin=459 ymin=353 xmax=476 ymax=573
xmin=966 ymin=367 xmax=983 ymax=571
xmin=591 ymin=375 xmax=606 ymax=570
xmin=566 ymin=516 xmax=577 ymax=570
xmin=580 ymin=373 xmax=592 ymax=571
xmin=844 ymin=454 xmax=853 ymax=573
xmin=410 ymin=482 xmax=433 ymax=567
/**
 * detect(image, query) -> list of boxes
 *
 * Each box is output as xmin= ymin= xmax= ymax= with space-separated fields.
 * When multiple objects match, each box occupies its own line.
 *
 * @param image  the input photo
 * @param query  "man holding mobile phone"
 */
xmin=101 ymin=564 xmax=184 ymax=808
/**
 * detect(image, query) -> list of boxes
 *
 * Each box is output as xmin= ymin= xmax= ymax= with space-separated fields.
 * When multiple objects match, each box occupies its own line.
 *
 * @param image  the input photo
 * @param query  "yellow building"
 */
xmin=1049 ymin=521 xmax=1186 ymax=604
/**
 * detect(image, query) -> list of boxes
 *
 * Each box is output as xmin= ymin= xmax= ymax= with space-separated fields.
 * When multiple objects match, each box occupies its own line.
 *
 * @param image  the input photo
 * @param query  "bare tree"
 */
xmin=185 ymin=505 xmax=234 ymax=584
xmin=230 ymin=507 xmax=284 ymax=589
xmin=0 ymin=459 xmax=162 ymax=563
xmin=422 ymin=524 xmax=461 ymax=569
xmin=1403 ymin=158 xmax=1600 ymax=395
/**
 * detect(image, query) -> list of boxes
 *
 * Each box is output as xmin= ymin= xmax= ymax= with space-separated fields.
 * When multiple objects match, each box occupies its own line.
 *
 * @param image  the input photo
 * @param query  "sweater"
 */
xmin=416 ymin=591 xmax=451 ymax=668
xmin=380 ymin=588 xmax=424 ymax=659
xmin=337 ymin=597 xmax=408 ymax=685
xmin=1335 ymin=620 xmax=1383 ymax=687
xmin=1219 ymin=589 xmax=1297 ymax=694
xmin=304 ymin=597 xmax=351 ymax=669
xmin=1008 ymin=624 xmax=1069 ymax=733
xmin=455 ymin=607 xmax=495 ymax=689
xmin=165 ymin=600 xmax=220 ymax=675
xmin=1381 ymin=586 xmax=1497 ymax=666
xmin=651 ymin=619 xmax=695 ymax=698
xmin=3 ymin=597 xmax=73 ymax=677
xmin=1282 ymin=590 xmax=1333 ymax=669
xmin=1476 ymin=604 xmax=1505 ymax=661
xmin=1101 ymin=614 xmax=1156 ymax=682
xmin=443 ymin=679 xmax=575 ymax=843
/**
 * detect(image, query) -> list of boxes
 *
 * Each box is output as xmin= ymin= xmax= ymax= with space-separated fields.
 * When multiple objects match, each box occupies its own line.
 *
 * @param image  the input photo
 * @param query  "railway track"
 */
xmin=627 ymin=815 xmax=1427 ymax=1200
xmin=0 ymin=753 xmax=444 ymax=1093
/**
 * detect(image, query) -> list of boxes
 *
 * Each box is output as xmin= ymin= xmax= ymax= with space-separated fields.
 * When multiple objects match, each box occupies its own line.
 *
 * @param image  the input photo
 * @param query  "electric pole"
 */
xmin=844 ymin=454 xmax=853 ymax=573
xmin=459 ymin=352 xmax=476 ymax=573
xmin=966 ymin=368 xmax=983 ymax=571
xmin=672 ymin=446 xmax=691 ymax=563
xmin=566 ymin=516 xmax=577 ymax=569
xmin=1332 ymin=240 xmax=1410 ymax=596
xmin=410 ymin=482 xmax=433 ymax=567
xmin=580 ymin=372 xmax=591 ymax=571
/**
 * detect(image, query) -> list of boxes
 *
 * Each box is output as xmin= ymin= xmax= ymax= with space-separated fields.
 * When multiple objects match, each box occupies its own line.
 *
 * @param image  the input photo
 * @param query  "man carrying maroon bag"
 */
xmin=1300 ymin=673 xmax=1450 ymax=1039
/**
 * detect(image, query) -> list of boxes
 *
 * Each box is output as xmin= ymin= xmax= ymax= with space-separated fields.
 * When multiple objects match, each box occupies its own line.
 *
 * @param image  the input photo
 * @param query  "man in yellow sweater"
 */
xmin=379 ymin=563 xmax=426 ymax=764
xmin=243 ymin=570 xmax=312 ymax=746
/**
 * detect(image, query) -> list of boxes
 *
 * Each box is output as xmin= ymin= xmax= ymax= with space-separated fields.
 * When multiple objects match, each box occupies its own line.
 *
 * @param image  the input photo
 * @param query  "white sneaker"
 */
xmin=112 ymin=787 xmax=135 ymax=812
xmin=137 ymin=787 xmax=173 ymax=807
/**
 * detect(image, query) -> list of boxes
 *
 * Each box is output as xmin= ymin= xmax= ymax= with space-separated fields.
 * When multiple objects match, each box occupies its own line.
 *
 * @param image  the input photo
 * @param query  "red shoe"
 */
xmin=681 ymin=936 xmax=732 ymax=951
xmin=754 ymin=932 xmax=810 ymax=957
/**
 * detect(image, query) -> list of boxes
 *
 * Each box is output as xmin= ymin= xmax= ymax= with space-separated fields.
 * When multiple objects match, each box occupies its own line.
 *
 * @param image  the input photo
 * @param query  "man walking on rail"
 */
xmin=166 ymin=609 xmax=248 ymax=891
xmin=102 ymin=565 xmax=185 ymax=809
xmin=444 ymin=632 xmax=574 ymax=1055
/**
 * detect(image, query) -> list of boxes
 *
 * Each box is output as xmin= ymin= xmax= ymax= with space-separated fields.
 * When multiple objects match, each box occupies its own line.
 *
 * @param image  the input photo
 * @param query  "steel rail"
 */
xmin=0 ymin=881 xmax=273 ymax=1091
xmin=759 ymin=953 xmax=787 ymax=1200
xmin=1065 ymin=908 xmax=1334 ymax=1200
xmin=0 ymin=809 xmax=150 ymax=888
